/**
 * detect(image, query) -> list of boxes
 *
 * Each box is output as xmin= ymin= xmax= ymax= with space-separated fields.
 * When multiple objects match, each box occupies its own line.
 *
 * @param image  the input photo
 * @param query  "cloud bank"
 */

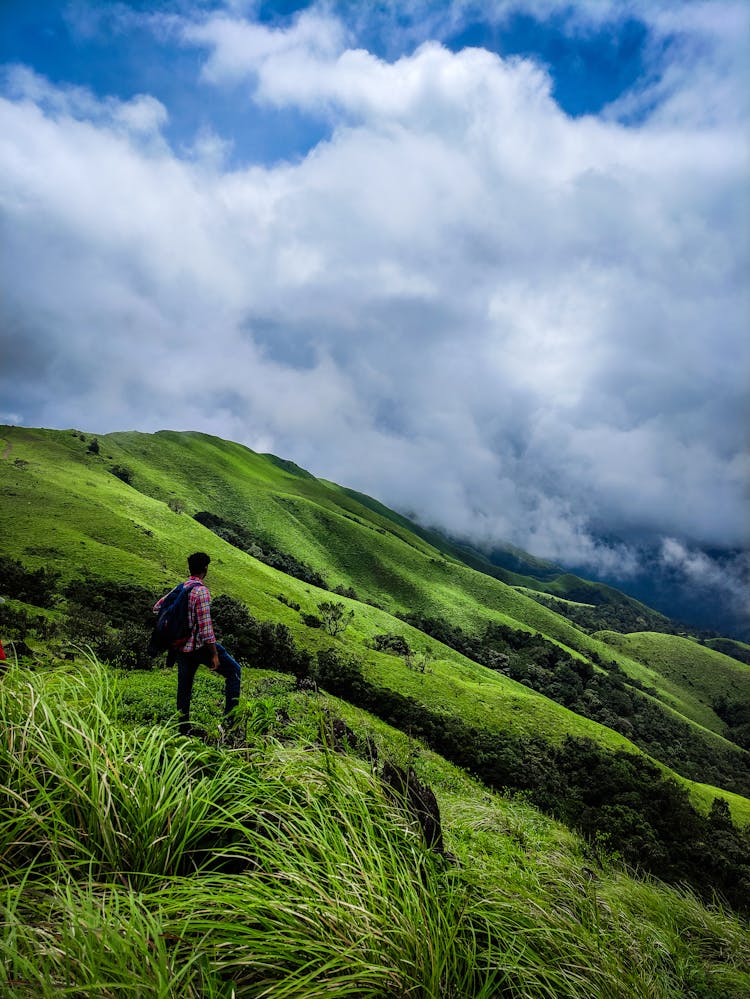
xmin=0 ymin=2 xmax=748 ymax=613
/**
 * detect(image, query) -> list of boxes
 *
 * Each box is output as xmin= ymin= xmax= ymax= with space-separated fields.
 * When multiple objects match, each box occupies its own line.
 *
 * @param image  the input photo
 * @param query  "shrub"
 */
xmin=372 ymin=633 xmax=411 ymax=656
xmin=97 ymin=622 xmax=155 ymax=670
xmin=313 ymin=647 xmax=367 ymax=699
xmin=211 ymin=594 xmax=311 ymax=677
xmin=0 ymin=556 xmax=60 ymax=608
xmin=0 ymin=603 xmax=57 ymax=640
xmin=301 ymin=613 xmax=322 ymax=628
xmin=276 ymin=594 xmax=300 ymax=611
xmin=63 ymin=577 xmax=157 ymax=629
xmin=110 ymin=464 xmax=133 ymax=484
xmin=317 ymin=601 xmax=354 ymax=637
xmin=404 ymin=649 xmax=432 ymax=674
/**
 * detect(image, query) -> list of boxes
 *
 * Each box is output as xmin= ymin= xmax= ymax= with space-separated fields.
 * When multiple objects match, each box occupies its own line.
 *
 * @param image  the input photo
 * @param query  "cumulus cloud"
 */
xmin=3 ymin=65 xmax=169 ymax=138
xmin=183 ymin=8 xmax=346 ymax=87
xmin=0 ymin=1 xmax=748 ymax=593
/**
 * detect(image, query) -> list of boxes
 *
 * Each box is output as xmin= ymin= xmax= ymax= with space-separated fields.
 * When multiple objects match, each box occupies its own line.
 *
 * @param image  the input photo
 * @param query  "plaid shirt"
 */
xmin=153 ymin=575 xmax=215 ymax=652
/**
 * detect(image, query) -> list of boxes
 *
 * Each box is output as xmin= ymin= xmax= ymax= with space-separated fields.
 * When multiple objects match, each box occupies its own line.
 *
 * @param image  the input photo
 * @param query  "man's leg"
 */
xmin=214 ymin=643 xmax=242 ymax=726
xmin=176 ymin=650 xmax=200 ymax=734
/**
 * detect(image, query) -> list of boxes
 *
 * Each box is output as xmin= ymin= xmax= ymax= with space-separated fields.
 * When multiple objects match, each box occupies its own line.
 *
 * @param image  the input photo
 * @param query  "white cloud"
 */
xmin=0 ymin=4 xmax=748 ymax=582
xmin=183 ymin=8 xmax=346 ymax=86
xmin=3 ymin=65 xmax=169 ymax=139
xmin=660 ymin=538 xmax=749 ymax=619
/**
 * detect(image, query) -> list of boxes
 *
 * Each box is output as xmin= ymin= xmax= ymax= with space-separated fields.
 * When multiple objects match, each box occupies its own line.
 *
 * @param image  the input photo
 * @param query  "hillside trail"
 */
xmin=1 ymin=440 xmax=11 ymax=459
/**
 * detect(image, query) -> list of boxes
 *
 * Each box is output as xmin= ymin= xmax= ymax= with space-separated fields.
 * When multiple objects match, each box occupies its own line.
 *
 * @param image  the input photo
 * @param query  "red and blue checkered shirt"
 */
xmin=153 ymin=576 xmax=216 ymax=652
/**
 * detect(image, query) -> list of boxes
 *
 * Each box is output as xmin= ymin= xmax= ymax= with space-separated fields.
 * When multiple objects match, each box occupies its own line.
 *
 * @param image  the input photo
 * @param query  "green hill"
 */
xmin=3 ymin=657 xmax=749 ymax=998
xmin=596 ymin=631 xmax=750 ymax=742
xmin=1 ymin=426 xmax=749 ymax=888
xmin=3 ymin=424 xmax=750 ymax=995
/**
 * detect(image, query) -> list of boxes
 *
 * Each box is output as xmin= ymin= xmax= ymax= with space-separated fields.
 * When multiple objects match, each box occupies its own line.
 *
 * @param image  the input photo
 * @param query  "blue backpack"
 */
xmin=147 ymin=580 xmax=201 ymax=655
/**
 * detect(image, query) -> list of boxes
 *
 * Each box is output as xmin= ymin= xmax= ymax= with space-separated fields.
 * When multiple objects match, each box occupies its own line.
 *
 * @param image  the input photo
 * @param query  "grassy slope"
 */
xmin=4 ymin=658 xmax=749 ymax=999
xmin=597 ymin=631 xmax=750 ymax=734
xmin=1 ymin=425 xmax=748 ymax=823
xmin=704 ymin=637 xmax=750 ymax=664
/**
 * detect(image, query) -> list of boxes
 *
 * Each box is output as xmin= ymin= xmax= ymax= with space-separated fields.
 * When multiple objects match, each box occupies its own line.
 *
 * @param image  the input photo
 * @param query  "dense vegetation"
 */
xmin=401 ymin=613 xmax=750 ymax=796
xmin=524 ymin=589 xmax=678 ymax=635
xmin=305 ymin=647 xmax=750 ymax=913
xmin=704 ymin=638 xmax=750 ymax=666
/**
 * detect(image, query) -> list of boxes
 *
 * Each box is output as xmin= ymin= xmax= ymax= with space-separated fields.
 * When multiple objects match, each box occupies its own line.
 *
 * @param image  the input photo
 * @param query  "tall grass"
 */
xmin=0 ymin=657 xmax=502 ymax=995
xmin=0 ymin=657 xmax=269 ymax=886
xmin=2 ymin=657 xmax=749 ymax=997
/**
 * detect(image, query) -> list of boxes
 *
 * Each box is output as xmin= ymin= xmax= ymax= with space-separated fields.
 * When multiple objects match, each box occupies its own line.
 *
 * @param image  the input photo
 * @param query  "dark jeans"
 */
xmin=176 ymin=642 xmax=241 ymax=733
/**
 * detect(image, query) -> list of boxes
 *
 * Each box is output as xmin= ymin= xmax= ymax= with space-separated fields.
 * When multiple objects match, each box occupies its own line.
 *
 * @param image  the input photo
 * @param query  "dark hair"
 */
xmin=188 ymin=552 xmax=211 ymax=575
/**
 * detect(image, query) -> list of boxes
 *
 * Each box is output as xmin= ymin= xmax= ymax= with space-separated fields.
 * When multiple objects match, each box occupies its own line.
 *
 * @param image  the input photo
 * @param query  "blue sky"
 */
xmin=1 ymin=0 xmax=655 ymax=164
xmin=0 ymin=1 xmax=748 ymax=625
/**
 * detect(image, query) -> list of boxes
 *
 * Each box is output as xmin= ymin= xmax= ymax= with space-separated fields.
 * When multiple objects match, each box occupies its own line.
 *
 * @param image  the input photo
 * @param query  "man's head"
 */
xmin=188 ymin=551 xmax=211 ymax=577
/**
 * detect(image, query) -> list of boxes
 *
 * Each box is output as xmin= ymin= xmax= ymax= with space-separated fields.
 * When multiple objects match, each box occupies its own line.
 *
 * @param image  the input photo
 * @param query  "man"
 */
xmin=153 ymin=552 xmax=241 ymax=737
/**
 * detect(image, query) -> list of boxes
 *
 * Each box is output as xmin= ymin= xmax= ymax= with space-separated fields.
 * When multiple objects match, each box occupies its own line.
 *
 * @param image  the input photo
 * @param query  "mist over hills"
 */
xmin=578 ymin=546 xmax=749 ymax=643
xmin=376 ymin=511 xmax=749 ymax=642
xmin=512 ymin=542 xmax=748 ymax=643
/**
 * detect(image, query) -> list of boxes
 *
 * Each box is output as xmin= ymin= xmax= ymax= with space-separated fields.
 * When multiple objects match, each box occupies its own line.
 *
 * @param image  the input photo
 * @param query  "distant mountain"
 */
xmin=432 ymin=529 xmax=748 ymax=642
xmin=593 ymin=552 xmax=749 ymax=642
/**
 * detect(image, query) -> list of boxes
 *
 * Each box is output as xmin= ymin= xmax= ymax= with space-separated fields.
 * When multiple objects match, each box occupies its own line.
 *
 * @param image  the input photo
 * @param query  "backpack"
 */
xmin=147 ymin=580 xmax=201 ymax=656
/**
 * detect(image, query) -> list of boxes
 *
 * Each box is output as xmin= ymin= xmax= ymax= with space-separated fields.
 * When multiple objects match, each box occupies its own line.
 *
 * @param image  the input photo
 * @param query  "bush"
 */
xmin=372 ymin=633 xmax=411 ymax=656
xmin=0 ymin=557 xmax=60 ymax=608
xmin=276 ymin=594 xmax=301 ymax=611
xmin=211 ymin=594 xmax=312 ymax=677
xmin=98 ymin=623 xmax=155 ymax=670
xmin=110 ymin=464 xmax=133 ymax=484
xmin=0 ymin=603 xmax=57 ymax=641
xmin=404 ymin=649 xmax=432 ymax=673
xmin=63 ymin=578 xmax=157 ymax=629
xmin=313 ymin=648 xmax=367 ymax=700
xmin=62 ymin=605 xmax=111 ymax=646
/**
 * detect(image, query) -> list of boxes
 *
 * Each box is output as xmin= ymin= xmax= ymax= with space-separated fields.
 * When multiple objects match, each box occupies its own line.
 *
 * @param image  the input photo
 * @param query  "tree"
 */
xmin=404 ymin=649 xmax=432 ymax=673
xmin=317 ymin=601 xmax=354 ymax=637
